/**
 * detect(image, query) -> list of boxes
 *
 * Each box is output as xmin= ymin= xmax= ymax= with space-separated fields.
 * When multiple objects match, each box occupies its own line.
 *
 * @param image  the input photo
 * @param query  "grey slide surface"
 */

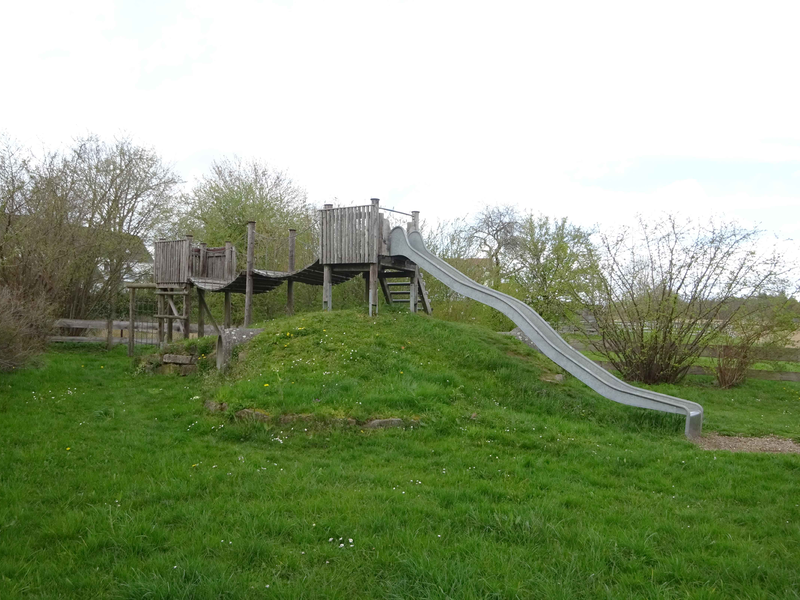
xmin=389 ymin=227 xmax=703 ymax=438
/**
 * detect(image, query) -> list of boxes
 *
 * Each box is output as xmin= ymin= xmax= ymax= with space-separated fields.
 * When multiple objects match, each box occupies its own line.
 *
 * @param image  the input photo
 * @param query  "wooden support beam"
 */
xmin=287 ymin=228 xmax=296 ymax=315
xmin=166 ymin=293 xmax=173 ymax=342
xmin=244 ymin=221 xmax=255 ymax=327
xmin=369 ymin=263 xmax=379 ymax=316
xmin=409 ymin=267 xmax=419 ymax=313
xmin=128 ymin=287 xmax=136 ymax=357
xmin=157 ymin=293 xmax=165 ymax=347
xmin=224 ymin=292 xmax=232 ymax=327
xmin=364 ymin=272 xmax=370 ymax=303
xmin=197 ymin=288 xmax=205 ymax=338
xmin=197 ymin=288 xmax=220 ymax=337
xmin=323 ymin=264 xmax=332 ymax=311
xmin=199 ymin=243 xmax=208 ymax=278
xmin=183 ymin=284 xmax=191 ymax=340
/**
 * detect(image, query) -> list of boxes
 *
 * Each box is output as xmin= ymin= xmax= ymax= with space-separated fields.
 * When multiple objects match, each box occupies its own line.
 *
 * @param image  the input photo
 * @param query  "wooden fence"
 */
xmin=319 ymin=204 xmax=378 ymax=264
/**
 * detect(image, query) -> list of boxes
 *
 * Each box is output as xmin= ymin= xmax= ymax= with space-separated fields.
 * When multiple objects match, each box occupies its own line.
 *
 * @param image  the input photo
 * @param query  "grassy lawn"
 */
xmin=1 ymin=310 xmax=799 ymax=598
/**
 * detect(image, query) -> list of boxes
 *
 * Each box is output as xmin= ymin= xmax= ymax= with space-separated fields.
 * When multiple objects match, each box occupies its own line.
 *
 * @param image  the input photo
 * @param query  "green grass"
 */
xmin=1 ymin=310 xmax=799 ymax=598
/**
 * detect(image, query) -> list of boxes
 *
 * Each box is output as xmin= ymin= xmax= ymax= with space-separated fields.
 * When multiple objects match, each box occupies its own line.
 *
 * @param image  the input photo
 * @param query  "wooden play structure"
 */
xmin=140 ymin=198 xmax=431 ymax=351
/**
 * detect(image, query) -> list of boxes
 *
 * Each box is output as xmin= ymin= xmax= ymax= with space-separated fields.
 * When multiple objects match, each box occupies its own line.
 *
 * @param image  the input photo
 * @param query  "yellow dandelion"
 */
xmin=264 ymin=384 xmax=269 ymax=387
xmin=192 ymin=464 xmax=198 ymax=467
xmin=100 ymin=366 xmax=104 ymax=369
xmin=66 ymin=447 xmax=71 ymax=451
xmin=400 ymin=371 xmax=404 ymax=374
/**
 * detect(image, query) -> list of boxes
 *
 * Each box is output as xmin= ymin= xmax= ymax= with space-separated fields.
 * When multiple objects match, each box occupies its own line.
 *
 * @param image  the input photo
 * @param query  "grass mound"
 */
xmin=212 ymin=309 xmax=684 ymax=436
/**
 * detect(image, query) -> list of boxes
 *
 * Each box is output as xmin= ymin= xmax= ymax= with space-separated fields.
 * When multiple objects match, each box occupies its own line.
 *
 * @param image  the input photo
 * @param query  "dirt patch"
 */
xmin=694 ymin=433 xmax=800 ymax=454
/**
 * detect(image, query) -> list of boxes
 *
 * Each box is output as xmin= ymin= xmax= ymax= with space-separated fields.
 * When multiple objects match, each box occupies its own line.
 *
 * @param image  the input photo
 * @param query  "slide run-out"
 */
xmin=389 ymin=227 xmax=703 ymax=439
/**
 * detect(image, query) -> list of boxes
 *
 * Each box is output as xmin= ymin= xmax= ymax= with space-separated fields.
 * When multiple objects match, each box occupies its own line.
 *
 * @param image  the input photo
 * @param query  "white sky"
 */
xmin=3 ymin=0 xmax=799 ymax=256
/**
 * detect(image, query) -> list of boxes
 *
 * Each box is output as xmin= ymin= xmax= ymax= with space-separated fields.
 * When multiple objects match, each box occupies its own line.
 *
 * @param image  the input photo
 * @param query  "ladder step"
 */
xmin=387 ymin=282 xmax=410 ymax=287
xmin=155 ymin=291 xmax=189 ymax=295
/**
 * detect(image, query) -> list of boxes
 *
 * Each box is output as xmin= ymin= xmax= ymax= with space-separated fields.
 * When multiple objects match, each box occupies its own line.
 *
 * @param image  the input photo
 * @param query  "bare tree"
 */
xmin=579 ymin=214 xmax=795 ymax=384
xmin=468 ymin=205 xmax=519 ymax=288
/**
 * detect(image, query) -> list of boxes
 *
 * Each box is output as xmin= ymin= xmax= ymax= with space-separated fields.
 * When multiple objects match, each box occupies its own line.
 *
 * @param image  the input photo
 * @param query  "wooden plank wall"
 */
xmin=154 ymin=240 xmax=189 ymax=284
xmin=320 ymin=205 xmax=375 ymax=264
xmin=157 ymin=242 xmax=237 ymax=283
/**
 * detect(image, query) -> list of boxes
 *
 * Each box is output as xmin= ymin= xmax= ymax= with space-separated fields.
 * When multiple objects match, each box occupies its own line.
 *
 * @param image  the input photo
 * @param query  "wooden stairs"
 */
xmin=378 ymin=270 xmax=432 ymax=314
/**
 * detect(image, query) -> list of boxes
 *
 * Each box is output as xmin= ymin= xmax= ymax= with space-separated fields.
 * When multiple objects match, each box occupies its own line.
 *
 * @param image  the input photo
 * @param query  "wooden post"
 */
xmin=199 ymin=242 xmax=207 ymax=278
xmin=323 ymin=265 xmax=332 ymax=311
xmin=157 ymin=293 xmax=164 ymax=347
xmin=244 ymin=221 xmax=255 ymax=327
xmin=128 ymin=287 xmax=136 ymax=356
xmin=167 ymin=293 xmax=173 ymax=343
xmin=287 ymin=228 xmax=296 ymax=315
xmin=224 ymin=241 xmax=232 ymax=328
xmin=410 ymin=267 xmax=419 ymax=313
xmin=197 ymin=288 xmax=205 ymax=338
xmin=369 ymin=198 xmax=380 ymax=315
xmin=411 ymin=211 xmax=419 ymax=232
xmin=364 ymin=272 xmax=370 ymax=303
xmin=183 ymin=237 xmax=192 ymax=340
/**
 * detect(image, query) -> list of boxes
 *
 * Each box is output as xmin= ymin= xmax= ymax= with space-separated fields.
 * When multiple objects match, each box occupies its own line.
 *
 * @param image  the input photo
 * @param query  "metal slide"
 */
xmin=389 ymin=227 xmax=703 ymax=438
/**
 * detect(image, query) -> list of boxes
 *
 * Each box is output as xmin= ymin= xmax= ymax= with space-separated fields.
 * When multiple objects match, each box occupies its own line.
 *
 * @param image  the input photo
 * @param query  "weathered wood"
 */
xmin=369 ymin=262 xmax=379 ymax=316
xmin=128 ymin=287 xmax=136 ymax=357
xmin=287 ymin=228 xmax=296 ymax=315
xmin=224 ymin=292 xmax=232 ymax=328
xmin=157 ymin=293 xmax=165 ymax=346
xmin=124 ymin=282 xmax=157 ymax=289
xmin=323 ymin=264 xmax=332 ymax=311
xmin=418 ymin=274 xmax=432 ymax=315
xmin=224 ymin=241 xmax=233 ymax=280
xmin=370 ymin=198 xmax=380 ymax=263
xmin=183 ymin=284 xmax=191 ymax=340
xmin=244 ymin=221 xmax=255 ymax=327
xmin=409 ymin=268 xmax=418 ymax=313
xmin=364 ymin=272 xmax=370 ymax=303
xmin=199 ymin=243 xmax=208 ymax=278
xmin=197 ymin=288 xmax=220 ymax=337
xmin=166 ymin=294 xmax=174 ymax=342
xmin=197 ymin=288 xmax=205 ymax=338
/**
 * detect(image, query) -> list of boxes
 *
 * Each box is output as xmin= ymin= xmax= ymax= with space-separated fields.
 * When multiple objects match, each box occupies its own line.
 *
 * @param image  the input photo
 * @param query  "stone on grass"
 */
xmin=163 ymin=354 xmax=195 ymax=365
xmin=235 ymin=408 xmax=270 ymax=423
xmin=204 ymin=400 xmax=228 ymax=413
xmin=364 ymin=418 xmax=404 ymax=429
xmin=539 ymin=373 xmax=564 ymax=383
xmin=278 ymin=413 xmax=314 ymax=424
xmin=180 ymin=364 xmax=198 ymax=376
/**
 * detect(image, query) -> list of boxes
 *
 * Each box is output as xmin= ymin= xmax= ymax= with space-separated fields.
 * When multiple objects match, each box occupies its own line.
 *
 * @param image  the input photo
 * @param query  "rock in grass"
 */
xmin=278 ymin=413 xmax=314 ymax=424
xmin=163 ymin=354 xmax=195 ymax=365
xmin=364 ymin=418 xmax=404 ymax=429
xmin=539 ymin=373 xmax=564 ymax=383
xmin=180 ymin=364 xmax=198 ymax=376
xmin=204 ymin=400 xmax=228 ymax=413
xmin=235 ymin=408 xmax=270 ymax=423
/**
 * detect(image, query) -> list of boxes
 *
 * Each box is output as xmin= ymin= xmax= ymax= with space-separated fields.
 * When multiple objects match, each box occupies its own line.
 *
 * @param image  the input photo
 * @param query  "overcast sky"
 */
xmin=3 ymin=0 xmax=799 ymax=250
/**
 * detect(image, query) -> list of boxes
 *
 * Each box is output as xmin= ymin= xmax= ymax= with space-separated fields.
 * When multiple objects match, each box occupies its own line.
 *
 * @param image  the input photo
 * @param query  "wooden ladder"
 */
xmin=378 ymin=271 xmax=432 ymax=315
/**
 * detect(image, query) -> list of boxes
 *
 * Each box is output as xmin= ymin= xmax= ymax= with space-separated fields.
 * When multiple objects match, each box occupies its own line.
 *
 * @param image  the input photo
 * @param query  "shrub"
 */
xmin=0 ymin=287 xmax=55 ymax=372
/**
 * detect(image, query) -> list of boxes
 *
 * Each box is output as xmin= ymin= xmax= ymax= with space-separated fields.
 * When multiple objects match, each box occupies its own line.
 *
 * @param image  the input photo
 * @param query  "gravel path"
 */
xmin=694 ymin=433 xmax=800 ymax=454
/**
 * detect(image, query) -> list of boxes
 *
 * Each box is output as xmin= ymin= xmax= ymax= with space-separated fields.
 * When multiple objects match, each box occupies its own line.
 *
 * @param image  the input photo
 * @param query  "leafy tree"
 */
xmin=508 ymin=213 xmax=597 ymax=324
